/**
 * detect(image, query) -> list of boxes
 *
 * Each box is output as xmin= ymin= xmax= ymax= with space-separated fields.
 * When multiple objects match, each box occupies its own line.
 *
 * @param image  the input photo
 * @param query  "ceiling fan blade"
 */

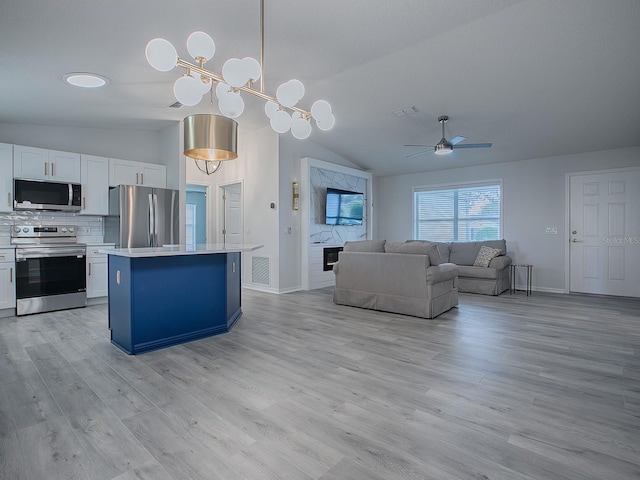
xmin=404 ymin=144 xmax=434 ymax=147
xmin=449 ymin=135 xmax=465 ymax=145
xmin=452 ymin=143 xmax=492 ymax=150
xmin=405 ymin=150 xmax=430 ymax=158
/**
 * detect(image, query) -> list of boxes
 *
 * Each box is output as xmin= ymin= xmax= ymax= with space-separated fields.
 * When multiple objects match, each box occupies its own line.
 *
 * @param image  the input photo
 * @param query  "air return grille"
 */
xmin=251 ymin=256 xmax=271 ymax=286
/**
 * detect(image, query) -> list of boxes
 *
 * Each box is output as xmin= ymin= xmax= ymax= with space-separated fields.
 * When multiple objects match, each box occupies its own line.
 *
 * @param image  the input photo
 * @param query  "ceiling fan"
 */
xmin=404 ymin=115 xmax=492 ymax=157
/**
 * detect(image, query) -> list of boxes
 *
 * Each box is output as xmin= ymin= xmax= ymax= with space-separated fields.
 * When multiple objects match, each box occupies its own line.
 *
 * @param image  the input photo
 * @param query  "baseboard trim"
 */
xmin=243 ymin=284 xmax=303 ymax=295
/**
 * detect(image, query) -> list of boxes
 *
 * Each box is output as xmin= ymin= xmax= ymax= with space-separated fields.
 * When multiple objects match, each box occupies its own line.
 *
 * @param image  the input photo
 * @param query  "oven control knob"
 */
xmin=13 ymin=226 xmax=21 ymax=233
xmin=68 ymin=227 xmax=75 ymax=233
xmin=22 ymin=227 xmax=29 ymax=233
xmin=61 ymin=228 xmax=67 ymax=233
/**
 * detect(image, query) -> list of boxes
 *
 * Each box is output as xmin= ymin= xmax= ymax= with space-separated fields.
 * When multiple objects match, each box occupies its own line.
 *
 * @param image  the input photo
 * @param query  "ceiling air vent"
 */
xmin=168 ymin=101 xmax=183 ymax=108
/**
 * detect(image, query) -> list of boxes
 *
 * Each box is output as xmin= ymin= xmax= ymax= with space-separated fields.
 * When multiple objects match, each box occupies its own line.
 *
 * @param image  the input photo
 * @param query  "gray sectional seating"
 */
xmin=409 ymin=239 xmax=512 ymax=295
xmin=332 ymin=240 xmax=459 ymax=319
xmin=332 ymin=238 xmax=512 ymax=319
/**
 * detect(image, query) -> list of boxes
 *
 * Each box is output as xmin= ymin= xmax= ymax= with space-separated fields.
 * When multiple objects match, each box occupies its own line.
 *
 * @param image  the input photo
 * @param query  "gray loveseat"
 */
xmin=408 ymin=239 xmax=512 ymax=295
xmin=332 ymin=240 xmax=459 ymax=319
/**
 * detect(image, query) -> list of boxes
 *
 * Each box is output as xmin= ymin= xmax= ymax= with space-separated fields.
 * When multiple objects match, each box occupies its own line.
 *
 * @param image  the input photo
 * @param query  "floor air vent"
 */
xmin=252 ymin=256 xmax=271 ymax=286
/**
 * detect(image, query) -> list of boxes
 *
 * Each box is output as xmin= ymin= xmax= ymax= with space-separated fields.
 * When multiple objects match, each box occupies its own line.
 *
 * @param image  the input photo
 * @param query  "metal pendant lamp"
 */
xmin=184 ymin=113 xmax=238 ymax=161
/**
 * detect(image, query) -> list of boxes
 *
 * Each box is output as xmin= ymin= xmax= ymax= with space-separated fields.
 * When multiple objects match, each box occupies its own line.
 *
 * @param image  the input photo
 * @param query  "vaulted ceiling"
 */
xmin=1 ymin=0 xmax=639 ymax=175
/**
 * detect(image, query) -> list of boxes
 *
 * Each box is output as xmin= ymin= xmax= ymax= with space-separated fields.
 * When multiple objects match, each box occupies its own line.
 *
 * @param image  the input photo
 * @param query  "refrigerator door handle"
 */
xmin=148 ymin=193 xmax=155 ymax=247
xmin=154 ymin=193 xmax=159 ymax=246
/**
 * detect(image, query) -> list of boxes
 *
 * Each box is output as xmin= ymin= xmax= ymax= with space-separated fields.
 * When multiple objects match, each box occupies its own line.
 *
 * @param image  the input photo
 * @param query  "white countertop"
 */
xmin=99 ymin=243 xmax=263 ymax=258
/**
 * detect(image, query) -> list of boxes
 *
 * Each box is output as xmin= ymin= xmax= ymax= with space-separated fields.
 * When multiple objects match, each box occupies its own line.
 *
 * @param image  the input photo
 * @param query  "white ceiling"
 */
xmin=1 ymin=0 xmax=639 ymax=176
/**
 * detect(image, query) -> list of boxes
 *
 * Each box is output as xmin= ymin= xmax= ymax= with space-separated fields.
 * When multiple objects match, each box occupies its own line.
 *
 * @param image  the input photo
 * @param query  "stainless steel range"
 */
xmin=11 ymin=225 xmax=86 ymax=316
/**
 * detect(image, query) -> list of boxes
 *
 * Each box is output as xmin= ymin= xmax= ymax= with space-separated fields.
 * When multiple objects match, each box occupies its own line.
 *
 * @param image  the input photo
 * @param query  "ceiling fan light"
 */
xmin=434 ymin=139 xmax=453 ymax=155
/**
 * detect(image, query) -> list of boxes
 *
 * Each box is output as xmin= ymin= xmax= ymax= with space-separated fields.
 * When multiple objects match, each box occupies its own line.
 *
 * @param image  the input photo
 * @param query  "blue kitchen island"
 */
xmin=101 ymin=244 xmax=262 ymax=355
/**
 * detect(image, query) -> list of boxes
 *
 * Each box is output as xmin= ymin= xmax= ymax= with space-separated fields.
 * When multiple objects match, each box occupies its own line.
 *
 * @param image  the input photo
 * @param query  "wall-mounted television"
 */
xmin=325 ymin=187 xmax=364 ymax=225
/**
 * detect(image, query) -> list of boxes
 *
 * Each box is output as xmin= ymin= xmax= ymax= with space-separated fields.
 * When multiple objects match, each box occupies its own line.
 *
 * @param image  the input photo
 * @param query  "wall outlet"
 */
xmin=545 ymin=227 xmax=558 ymax=235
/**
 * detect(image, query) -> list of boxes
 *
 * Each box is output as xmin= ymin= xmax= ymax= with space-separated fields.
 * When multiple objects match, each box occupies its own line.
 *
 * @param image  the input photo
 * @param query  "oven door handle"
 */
xmin=16 ymin=247 xmax=86 ymax=259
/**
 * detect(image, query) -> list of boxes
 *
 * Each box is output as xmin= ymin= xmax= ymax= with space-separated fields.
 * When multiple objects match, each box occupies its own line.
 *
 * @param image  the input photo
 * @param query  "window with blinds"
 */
xmin=414 ymin=182 xmax=501 ymax=242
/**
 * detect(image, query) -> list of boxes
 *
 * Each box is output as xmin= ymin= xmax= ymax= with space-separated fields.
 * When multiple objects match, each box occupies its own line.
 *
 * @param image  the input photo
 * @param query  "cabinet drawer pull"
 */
xmin=44 ymin=162 xmax=48 ymax=176
xmin=9 ymin=267 xmax=12 ymax=283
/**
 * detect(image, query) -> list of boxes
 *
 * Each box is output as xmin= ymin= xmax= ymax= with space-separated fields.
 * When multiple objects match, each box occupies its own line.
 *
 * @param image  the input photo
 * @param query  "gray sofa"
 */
xmin=332 ymin=240 xmax=459 ymax=319
xmin=409 ymin=239 xmax=512 ymax=295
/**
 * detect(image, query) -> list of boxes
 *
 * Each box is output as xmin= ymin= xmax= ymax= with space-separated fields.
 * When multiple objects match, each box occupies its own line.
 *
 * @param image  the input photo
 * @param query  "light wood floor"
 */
xmin=1 ymin=289 xmax=639 ymax=480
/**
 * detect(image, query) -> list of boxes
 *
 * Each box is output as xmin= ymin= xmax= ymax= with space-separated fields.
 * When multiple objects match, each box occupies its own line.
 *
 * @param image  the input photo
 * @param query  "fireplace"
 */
xmin=323 ymin=246 xmax=343 ymax=271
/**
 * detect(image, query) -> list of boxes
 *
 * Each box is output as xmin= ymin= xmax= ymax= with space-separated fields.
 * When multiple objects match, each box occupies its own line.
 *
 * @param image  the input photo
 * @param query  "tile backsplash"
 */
xmin=0 ymin=211 xmax=104 ymax=245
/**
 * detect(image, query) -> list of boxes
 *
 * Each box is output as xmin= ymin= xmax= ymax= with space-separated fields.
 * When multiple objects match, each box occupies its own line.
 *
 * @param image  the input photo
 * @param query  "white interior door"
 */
xmin=569 ymin=168 xmax=640 ymax=297
xmin=220 ymin=183 xmax=243 ymax=245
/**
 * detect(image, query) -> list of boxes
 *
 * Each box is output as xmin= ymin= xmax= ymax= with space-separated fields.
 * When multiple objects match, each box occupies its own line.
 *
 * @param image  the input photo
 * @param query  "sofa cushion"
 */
xmin=473 ymin=246 xmax=502 ymax=267
xmin=343 ymin=239 xmax=386 ymax=252
xmin=385 ymin=241 xmax=440 ymax=265
xmin=457 ymin=265 xmax=500 ymax=280
xmin=403 ymin=240 xmax=446 ymax=264
xmin=449 ymin=240 xmax=507 ymax=265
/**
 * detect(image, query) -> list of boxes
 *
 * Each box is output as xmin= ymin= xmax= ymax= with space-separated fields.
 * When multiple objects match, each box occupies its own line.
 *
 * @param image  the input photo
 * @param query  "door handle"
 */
xmin=52 ymin=163 xmax=55 ymax=176
xmin=44 ymin=162 xmax=48 ymax=176
xmin=9 ymin=267 xmax=12 ymax=283
xmin=571 ymin=238 xmax=583 ymax=242
xmin=88 ymin=263 xmax=92 ymax=275
xmin=136 ymin=173 xmax=139 ymax=184
xmin=141 ymin=173 xmax=144 ymax=185
xmin=7 ymin=192 xmax=10 ymax=207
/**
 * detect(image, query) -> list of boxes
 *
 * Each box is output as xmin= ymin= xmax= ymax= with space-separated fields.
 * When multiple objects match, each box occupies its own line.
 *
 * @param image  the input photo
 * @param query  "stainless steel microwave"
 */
xmin=14 ymin=179 xmax=82 ymax=212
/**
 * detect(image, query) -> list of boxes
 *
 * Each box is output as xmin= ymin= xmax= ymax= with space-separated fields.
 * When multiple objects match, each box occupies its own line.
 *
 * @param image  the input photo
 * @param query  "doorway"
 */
xmin=218 ymin=182 xmax=243 ymax=245
xmin=568 ymin=168 xmax=640 ymax=297
xmin=186 ymin=184 xmax=208 ymax=246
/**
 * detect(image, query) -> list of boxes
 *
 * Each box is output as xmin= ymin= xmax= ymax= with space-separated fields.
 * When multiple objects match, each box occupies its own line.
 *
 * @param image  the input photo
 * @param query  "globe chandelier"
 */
xmin=145 ymin=0 xmax=335 ymax=162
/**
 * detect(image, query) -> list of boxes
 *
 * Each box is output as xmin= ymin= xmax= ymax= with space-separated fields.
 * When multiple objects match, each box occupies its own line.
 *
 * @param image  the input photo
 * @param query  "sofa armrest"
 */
xmin=426 ymin=262 xmax=459 ymax=284
xmin=488 ymin=255 xmax=512 ymax=270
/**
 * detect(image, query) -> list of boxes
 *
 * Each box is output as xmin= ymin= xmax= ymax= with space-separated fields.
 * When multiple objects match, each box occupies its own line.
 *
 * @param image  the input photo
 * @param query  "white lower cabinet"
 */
xmin=0 ymin=249 xmax=16 ymax=310
xmin=86 ymin=247 xmax=109 ymax=298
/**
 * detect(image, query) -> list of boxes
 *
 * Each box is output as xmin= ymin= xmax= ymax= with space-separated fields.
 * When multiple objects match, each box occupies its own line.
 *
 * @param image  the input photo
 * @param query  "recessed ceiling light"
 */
xmin=62 ymin=72 xmax=109 ymax=88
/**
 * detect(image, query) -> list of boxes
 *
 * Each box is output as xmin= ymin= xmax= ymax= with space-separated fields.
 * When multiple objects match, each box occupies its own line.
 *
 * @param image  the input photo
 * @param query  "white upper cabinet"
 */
xmin=0 ymin=143 xmax=13 ymax=213
xmin=80 ymin=155 xmax=109 ymax=216
xmin=138 ymin=163 xmax=167 ymax=188
xmin=48 ymin=150 xmax=82 ymax=182
xmin=13 ymin=145 xmax=81 ymax=183
xmin=109 ymin=158 xmax=166 ymax=188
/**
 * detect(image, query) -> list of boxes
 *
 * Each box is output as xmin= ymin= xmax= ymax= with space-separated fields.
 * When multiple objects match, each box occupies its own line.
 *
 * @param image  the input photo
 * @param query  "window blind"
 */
xmin=414 ymin=182 xmax=501 ymax=242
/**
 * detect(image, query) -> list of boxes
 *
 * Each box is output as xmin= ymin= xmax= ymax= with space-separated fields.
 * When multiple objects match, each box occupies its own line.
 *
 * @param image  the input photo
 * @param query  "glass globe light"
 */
xmin=187 ymin=31 xmax=216 ymax=61
xmin=218 ymin=91 xmax=245 ymax=118
xmin=198 ymin=77 xmax=212 ymax=94
xmin=311 ymin=100 xmax=332 ymax=121
xmin=222 ymin=58 xmax=250 ymax=88
xmin=173 ymin=75 xmax=203 ymax=106
xmin=215 ymin=81 xmax=231 ymax=99
xmin=270 ymin=110 xmax=292 ymax=133
xmin=316 ymin=113 xmax=336 ymax=131
xmin=264 ymin=101 xmax=279 ymax=119
xmin=242 ymin=57 xmax=262 ymax=82
xmin=291 ymin=117 xmax=312 ymax=139
xmin=276 ymin=80 xmax=304 ymax=108
xmin=145 ymin=38 xmax=178 ymax=72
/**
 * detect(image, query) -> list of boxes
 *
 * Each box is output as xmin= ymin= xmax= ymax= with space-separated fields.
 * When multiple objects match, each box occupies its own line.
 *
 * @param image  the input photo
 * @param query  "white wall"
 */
xmin=0 ymin=123 xmax=162 ymax=164
xmin=375 ymin=146 xmax=640 ymax=292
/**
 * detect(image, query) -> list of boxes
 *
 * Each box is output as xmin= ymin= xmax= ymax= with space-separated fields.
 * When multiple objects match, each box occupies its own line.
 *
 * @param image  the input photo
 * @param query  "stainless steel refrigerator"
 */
xmin=104 ymin=185 xmax=179 ymax=248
